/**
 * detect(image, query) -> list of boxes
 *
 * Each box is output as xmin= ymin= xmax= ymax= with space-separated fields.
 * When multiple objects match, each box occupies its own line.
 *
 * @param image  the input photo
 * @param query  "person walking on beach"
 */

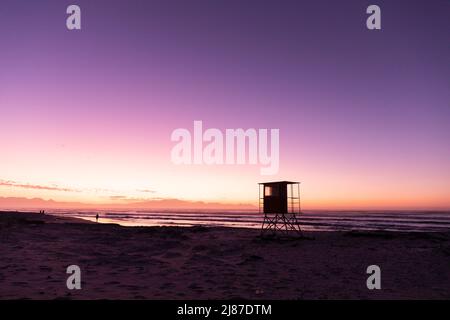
xmin=96 ymin=213 xmax=99 ymax=223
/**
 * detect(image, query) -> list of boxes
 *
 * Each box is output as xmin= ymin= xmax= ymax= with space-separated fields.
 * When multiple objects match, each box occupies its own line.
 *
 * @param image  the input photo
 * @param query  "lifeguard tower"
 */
xmin=258 ymin=181 xmax=303 ymax=236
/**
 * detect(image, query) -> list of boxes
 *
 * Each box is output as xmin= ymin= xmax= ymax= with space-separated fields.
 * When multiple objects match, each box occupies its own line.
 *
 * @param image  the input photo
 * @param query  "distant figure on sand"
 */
xmin=96 ymin=213 xmax=99 ymax=223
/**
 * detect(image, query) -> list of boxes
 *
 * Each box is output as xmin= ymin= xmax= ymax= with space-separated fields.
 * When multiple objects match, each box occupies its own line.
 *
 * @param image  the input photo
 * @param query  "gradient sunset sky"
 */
xmin=1 ymin=0 xmax=449 ymax=209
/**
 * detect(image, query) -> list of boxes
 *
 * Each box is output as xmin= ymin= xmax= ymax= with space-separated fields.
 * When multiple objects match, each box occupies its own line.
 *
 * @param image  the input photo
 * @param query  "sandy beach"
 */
xmin=0 ymin=211 xmax=449 ymax=300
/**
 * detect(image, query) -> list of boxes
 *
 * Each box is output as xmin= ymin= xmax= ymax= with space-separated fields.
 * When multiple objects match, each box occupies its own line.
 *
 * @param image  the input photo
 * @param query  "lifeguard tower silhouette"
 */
xmin=258 ymin=181 xmax=303 ymax=236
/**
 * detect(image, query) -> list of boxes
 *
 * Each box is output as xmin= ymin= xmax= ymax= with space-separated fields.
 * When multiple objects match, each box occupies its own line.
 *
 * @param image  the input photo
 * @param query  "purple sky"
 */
xmin=1 ymin=0 xmax=449 ymax=209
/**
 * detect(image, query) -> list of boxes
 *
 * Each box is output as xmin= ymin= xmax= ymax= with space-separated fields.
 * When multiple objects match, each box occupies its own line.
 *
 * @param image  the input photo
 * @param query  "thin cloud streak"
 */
xmin=0 ymin=179 xmax=80 ymax=193
xmin=136 ymin=189 xmax=156 ymax=194
xmin=0 ymin=180 xmax=158 ymax=198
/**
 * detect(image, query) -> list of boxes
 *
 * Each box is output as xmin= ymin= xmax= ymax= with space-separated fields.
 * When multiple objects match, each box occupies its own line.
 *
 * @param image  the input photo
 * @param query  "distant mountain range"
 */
xmin=0 ymin=196 xmax=256 ymax=210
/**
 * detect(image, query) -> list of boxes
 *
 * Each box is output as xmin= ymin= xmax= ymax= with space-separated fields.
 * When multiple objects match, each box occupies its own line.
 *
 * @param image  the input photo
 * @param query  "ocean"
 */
xmin=46 ymin=209 xmax=450 ymax=232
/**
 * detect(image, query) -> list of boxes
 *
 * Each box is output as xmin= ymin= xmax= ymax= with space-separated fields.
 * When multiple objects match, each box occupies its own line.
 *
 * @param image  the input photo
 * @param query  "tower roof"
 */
xmin=258 ymin=181 xmax=300 ymax=185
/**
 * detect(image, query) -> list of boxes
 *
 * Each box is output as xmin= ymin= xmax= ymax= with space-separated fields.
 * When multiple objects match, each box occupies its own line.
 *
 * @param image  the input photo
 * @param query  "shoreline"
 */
xmin=4 ymin=209 xmax=450 ymax=233
xmin=1 ymin=211 xmax=449 ymax=299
